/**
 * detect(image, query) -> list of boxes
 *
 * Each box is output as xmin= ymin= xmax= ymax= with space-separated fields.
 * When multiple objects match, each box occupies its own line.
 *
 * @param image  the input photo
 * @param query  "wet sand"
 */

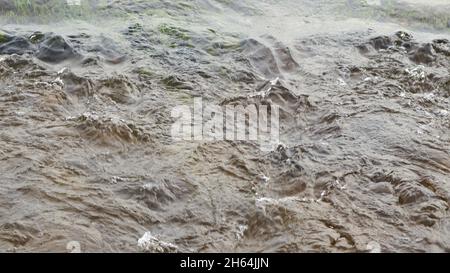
xmin=0 ymin=0 xmax=450 ymax=252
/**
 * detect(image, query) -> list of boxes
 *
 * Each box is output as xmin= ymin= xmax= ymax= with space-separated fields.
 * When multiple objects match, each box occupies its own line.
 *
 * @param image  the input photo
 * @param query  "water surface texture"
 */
xmin=0 ymin=0 xmax=450 ymax=252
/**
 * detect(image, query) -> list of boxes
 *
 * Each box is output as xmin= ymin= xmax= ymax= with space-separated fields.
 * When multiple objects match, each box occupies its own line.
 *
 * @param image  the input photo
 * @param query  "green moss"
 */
xmin=0 ymin=33 xmax=9 ymax=44
xmin=205 ymin=41 xmax=240 ymax=56
xmin=161 ymin=75 xmax=192 ymax=90
xmin=218 ymin=66 xmax=230 ymax=78
xmin=158 ymin=23 xmax=191 ymax=41
xmin=174 ymin=92 xmax=193 ymax=104
xmin=28 ymin=32 xmax=45 ymax=44
xmin=162 ymin=75 xmax=183 ymax=88
xmin=215 ymin=0 xmax=233 ymax=4
xmin=178 ymin=2 xmax=193 ymax=10
xmin=135 ymin=67 xmax=154 ymax=77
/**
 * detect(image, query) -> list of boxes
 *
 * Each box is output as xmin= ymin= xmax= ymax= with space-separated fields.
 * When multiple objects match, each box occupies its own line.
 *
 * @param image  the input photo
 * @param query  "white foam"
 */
xmin=138 ymin=232 xmax=178 ymax=253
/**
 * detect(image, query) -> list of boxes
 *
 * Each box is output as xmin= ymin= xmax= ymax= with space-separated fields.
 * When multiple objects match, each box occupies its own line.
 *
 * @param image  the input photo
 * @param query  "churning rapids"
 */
xmin=0 ymin=0 xmax=449 ymax=252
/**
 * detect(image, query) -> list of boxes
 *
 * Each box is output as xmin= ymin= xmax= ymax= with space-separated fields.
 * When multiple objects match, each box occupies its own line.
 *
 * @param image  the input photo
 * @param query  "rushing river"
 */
xmin=0 ymin=0 xmax=449 ymax=252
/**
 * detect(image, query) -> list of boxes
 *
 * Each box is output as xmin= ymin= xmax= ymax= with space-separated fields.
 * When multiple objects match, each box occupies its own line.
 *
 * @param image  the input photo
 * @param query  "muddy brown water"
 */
xmin=0 ymin=0 xmax=449 ymax=252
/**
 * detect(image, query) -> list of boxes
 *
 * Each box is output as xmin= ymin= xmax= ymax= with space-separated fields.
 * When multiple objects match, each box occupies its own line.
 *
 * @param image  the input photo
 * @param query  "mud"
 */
xmin=0 ymin=0 xmax=449 ymax=253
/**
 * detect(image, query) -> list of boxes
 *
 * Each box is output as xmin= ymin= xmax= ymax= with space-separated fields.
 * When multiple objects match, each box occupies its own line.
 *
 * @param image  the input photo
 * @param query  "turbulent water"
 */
xmin=0 ymin=0 xmax=449 ymax=252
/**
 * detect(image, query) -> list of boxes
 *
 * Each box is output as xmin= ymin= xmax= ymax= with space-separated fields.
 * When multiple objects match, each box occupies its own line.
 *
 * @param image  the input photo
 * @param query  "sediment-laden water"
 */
xmin=0 ymin=0 xmax=449 ymax=252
